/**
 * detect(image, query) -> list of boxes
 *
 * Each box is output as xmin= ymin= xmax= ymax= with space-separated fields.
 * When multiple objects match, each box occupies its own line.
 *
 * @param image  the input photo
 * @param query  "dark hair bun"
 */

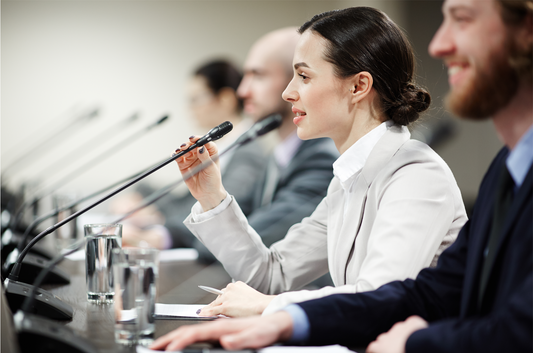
xmin=388 ymin=83 xmax=431 ymax=125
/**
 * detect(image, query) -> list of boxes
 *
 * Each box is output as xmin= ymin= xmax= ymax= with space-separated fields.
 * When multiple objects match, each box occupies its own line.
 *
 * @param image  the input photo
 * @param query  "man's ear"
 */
xmin=349 ymin=71 xmax=374 ymax=104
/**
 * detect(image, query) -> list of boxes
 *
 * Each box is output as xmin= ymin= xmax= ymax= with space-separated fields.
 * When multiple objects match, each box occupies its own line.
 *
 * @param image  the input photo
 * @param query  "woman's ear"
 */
xmin=349 ymin=71 xmax=373 ymax=103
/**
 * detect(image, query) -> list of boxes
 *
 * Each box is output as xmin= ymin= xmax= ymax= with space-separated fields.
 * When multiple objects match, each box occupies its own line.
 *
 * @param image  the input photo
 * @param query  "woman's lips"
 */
xmin=292 ymin=107 xmax=306 ymax=125
xmin=293 ymin=113 xmax=306 ymax=125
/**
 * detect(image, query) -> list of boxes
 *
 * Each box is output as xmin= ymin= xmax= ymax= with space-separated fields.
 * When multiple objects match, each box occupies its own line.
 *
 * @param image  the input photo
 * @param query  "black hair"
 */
xmin=299 ymin=7 xmax=431 ymax=125
xmin=194 ymin=60 xmax=244 ymax=112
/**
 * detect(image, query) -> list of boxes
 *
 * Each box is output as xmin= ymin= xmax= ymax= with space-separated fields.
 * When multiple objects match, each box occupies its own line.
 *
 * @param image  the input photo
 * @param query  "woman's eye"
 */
xmin=298 ymin=73 xmax=308 ymax=80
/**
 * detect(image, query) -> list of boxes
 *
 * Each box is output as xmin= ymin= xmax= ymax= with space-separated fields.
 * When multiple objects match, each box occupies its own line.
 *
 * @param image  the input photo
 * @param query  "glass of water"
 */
xmin=84 ymin=224 xmax=122 ymax=304
xmin=112 ymin=247 xmax=159 ymax=346
xmin=53 ymin=194 xmax=78 ymax=253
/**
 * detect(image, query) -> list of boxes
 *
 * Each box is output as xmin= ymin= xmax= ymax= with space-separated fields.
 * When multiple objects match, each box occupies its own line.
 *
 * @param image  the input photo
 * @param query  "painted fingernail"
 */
xmin=189 ymin=135 xmax=195 ymax=139
xmin=180 ymin=143 xmax=186 ymax=148
xmin=196 ymin=309 xmax=201 ymax=315
xmin=199 ymin=146 xmax=205 ymax=154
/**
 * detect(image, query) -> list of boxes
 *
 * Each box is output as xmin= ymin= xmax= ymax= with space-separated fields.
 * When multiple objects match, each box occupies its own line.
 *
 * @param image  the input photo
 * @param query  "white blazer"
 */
xmin=184 ymin=125 xmax=467 ymax=314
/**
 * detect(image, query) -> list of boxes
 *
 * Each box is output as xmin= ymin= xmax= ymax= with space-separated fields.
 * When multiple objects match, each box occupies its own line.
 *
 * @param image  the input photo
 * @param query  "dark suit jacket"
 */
xmin=297 ymin=147 xmax=532 ymax=352
xmin=193 ymin=137 xmax=338 ymax=262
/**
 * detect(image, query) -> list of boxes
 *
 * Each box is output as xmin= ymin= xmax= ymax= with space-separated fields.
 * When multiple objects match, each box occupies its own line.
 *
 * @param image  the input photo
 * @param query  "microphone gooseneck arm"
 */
xmin=33 ymin=112 xmax=140 ymax=181
xmin=1 ymin=108 xmax=99 ymax=178
xmin=114 ymin=115 xmax=282 ymax=225
xmin=8 ymin=121 xmax=233 ymax=281
xmin=10 ymin=114 xmax=169 ymax=231
xmin=16 ymin=158 xmax=168 ymax=252
xmin=36 ymin=114 xmax=169 ymax=196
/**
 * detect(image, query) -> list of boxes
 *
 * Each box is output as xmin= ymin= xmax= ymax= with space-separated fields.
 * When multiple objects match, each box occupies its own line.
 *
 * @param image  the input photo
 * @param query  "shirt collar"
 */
xmin=333 ymin=120 xmax=393 ymax=188
xmin=507 ymin=124 xmax=533 ymax=189
xmin=274 ymin=131 xmax=303 ymax=168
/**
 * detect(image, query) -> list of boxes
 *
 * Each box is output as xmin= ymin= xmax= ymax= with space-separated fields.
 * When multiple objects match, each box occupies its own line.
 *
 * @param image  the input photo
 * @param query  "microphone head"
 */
xmin=127 ymin=112 xmax=140 ymax=124
xmin=255 ymin=114 xmax=282 ymax=137
xmin=210 ymin=121 xmax=233 ymax=142
xmin=156 ymin=115 xmax=170 ymax=125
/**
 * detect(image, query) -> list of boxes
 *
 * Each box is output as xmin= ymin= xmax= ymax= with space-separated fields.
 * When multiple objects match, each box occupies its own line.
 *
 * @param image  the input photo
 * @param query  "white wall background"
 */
xmin=2 ymin=0 xmax=502 ymax=215
xmin=1 ymin=0 xmax=404 ymax=194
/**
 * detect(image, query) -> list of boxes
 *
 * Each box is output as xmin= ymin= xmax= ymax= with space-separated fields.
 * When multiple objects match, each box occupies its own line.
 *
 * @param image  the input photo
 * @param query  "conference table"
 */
xmin=43 ymin=251 xmax=366 ymax=353
xmin=44 ymin=251 xmax=232 ymax=353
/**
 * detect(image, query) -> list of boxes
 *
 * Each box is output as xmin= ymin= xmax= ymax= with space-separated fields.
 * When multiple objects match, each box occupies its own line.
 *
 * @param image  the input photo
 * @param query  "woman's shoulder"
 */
xmin=394 ymin=138 xmax=450 ymax=168
xmin=379 ymin=138 xmax=459 ymax=189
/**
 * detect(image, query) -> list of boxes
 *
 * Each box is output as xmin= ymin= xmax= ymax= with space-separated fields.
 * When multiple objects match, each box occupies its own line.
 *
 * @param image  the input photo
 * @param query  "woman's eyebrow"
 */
xmin=294 ymin=62 xmax=310 ymax=70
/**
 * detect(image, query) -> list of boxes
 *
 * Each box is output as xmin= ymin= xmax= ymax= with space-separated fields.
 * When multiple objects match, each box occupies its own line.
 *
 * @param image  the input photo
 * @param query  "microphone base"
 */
xmin=5 ymin=280 xmax=73 ymax=320
xmin=14 ymin=311 xmax=98 ymax=353
xmin=3 ymin=253 xmax=70 ymax=284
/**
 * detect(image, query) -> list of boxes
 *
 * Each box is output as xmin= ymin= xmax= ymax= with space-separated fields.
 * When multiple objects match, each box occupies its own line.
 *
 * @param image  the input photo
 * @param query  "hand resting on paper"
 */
xmin=199 ymin=281 xmax=276 ymax=317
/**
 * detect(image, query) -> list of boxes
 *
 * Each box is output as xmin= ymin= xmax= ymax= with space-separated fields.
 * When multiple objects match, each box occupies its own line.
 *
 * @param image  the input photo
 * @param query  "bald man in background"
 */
xmin=192 ymin=27 xmax=338 ymax=262
xmin=117 ymin=28 xmax=337 ymax=262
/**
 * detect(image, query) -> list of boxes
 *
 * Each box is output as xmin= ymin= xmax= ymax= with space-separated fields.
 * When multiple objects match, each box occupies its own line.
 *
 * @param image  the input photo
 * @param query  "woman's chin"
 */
xmin=296 ymin=129 xmax=312 ymax=140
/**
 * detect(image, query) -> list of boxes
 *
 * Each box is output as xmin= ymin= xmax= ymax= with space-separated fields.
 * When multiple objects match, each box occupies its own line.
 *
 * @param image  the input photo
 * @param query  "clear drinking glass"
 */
xmin=52 ymin=194 xmax=78 ymax=253
xmin=112 ymin=248 xmax=159 ymax=346
xmin=84 ymin=224 xmax=122 ymax=304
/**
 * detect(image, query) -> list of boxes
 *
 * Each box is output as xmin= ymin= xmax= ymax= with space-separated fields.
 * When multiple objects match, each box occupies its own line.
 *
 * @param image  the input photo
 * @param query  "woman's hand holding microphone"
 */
xmin=174 ymin=135 xmax=228 ymax=212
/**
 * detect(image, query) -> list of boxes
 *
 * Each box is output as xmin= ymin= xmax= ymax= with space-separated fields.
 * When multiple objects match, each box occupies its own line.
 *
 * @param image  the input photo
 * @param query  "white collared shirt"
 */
xmin=333 ymin=120 xmax=394 ymax=220
xmin=333 ymin=120 xmax=394 ymax=192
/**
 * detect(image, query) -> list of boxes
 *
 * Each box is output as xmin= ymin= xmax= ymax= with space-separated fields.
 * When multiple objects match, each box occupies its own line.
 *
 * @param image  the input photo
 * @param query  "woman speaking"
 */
xmin=170 ymin=7 xmax=467 ymax=319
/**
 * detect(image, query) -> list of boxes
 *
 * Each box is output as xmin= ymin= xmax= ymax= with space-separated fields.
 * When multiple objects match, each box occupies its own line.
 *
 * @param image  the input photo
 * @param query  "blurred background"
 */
xmin=2 ymin=0 xmax=503 ymax=216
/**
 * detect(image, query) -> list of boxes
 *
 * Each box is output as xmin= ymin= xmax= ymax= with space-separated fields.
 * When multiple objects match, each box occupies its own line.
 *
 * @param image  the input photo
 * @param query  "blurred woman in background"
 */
xmin=115 ymin=60 xmax=267 ymax=255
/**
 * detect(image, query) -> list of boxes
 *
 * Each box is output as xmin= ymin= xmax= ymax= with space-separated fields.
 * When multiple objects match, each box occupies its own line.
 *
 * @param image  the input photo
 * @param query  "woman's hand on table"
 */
xmin=199 ymin=281 xmax=276 ymax=318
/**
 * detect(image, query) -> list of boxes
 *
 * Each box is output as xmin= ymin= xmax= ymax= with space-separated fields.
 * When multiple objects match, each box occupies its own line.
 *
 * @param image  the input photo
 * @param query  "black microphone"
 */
xmin=195 ymin=120 xmax=233 ymax=146
xmin=116 ymin=115 xmax=282 ymax=226
xmin=13 ymin=239 xmax=98 ymax=353
xmin=3 ymin=121 xmax=233 ymax=319
xmin=8 ymin=114 xmax=170 ymax=234
xmin=2 ymin=157 xmax=183 ymax=283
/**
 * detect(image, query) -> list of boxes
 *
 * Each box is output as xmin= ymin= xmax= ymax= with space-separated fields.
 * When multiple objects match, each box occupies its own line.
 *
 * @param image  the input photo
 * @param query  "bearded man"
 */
xmin=151 ymin=1 xmax=533 ymax=352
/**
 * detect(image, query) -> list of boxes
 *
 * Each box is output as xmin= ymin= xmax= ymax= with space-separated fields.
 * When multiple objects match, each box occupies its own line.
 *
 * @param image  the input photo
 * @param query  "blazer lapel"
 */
xmin=460 ymin=168 xmax=500 ymax=316
xmin=333 ymin=125 xmax=410 ymax=285
xmin=326 ymin=181 xmax=347 ymax=286
xmin=477 ymin=163 xmax=533 ymax=307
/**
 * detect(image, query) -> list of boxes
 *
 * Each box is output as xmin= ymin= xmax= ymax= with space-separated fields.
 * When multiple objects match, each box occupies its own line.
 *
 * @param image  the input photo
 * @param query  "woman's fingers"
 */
xmin=198 ymin=296 xmax=223 ymax=316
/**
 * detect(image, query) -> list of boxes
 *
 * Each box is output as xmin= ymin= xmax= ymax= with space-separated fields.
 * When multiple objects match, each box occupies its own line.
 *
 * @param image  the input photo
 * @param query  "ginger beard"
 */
xmin=445 ymin=36 xmax=520 ymax=121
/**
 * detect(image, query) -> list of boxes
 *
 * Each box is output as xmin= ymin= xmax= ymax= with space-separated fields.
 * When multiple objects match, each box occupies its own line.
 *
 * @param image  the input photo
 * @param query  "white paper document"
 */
xmin=159 ymin=248 xmax=198 ymax=262
xmin=155 ymin=303 xmax=218 ymax=319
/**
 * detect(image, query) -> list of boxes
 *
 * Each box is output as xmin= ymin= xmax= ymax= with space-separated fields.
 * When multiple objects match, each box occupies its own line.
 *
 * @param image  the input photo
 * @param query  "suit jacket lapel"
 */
xmin=477 ymin=163 xmax=533 ymax=307
xmin=333 ymin=125 xmax=410 ymax=285
xmin=460 ymin=164 xmax=500 ymax=316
